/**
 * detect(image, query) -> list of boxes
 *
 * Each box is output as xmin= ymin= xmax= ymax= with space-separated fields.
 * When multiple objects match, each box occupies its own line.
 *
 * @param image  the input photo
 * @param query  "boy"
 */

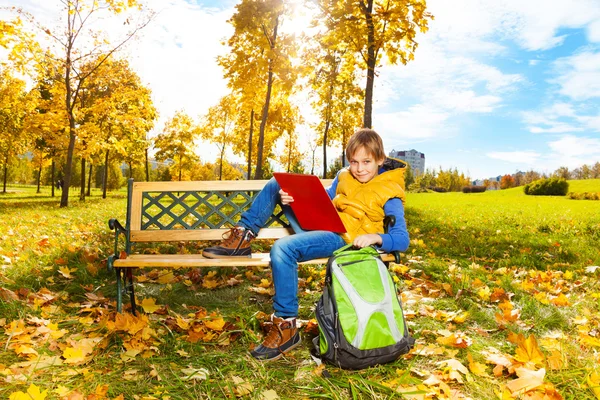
xmin=203 ymin=128 xmax=409 ymax=361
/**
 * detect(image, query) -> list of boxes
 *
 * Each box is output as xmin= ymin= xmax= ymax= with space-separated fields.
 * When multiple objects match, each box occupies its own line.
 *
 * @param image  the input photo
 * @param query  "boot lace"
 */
xmin=262 ymin=322 xmax=284 ymax=348
xmin=221 ymin=227 xmax=243 ymax=247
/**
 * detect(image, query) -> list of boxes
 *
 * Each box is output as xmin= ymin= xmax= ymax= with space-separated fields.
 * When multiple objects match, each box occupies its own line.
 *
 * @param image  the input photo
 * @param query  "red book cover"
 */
xmin=273 ymin=173 xmax=347 ymax=233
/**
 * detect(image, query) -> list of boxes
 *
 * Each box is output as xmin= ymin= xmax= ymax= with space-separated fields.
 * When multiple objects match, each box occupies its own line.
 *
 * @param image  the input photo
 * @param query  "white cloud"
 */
xmin=375 ymin=105 xmax=452 ymax=148
xmin=551 ymin=50 xmax=600 ymax=100
xmin=487 ymin=151 xmax=541 ymax=164
xmin=427 ymin=0 xmax=600 ymax=52
xmin=522 ymin=102 xmax=593 ymax=133
xmin=547 ymin=134 xmax=600 ymax=156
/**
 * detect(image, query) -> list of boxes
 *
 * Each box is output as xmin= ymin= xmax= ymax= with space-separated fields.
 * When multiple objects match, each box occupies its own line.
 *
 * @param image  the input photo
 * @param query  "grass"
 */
xmin=1 ymin=181 xmax=600 ymax=399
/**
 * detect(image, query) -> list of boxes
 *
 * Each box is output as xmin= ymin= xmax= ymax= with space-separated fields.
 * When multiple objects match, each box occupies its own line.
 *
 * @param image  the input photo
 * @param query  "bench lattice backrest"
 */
xmin=126 ymin=179 xmax=331 ymax=242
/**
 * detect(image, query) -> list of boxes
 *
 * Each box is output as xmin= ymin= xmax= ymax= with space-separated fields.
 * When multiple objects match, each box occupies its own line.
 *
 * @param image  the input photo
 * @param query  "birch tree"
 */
xmin=218 ymin=0 xmax=299 ymax=179
xmin=313 ymin=0 xmax=432 ymax=128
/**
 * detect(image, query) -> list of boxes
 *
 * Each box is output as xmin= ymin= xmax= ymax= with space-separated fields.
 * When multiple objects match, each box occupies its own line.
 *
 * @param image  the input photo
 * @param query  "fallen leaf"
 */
xmin=514 ymin=334 xmax=545 ymax=367
xmin=181 ymin=366 xmax=209 ymax=381
xmin=260 ymin=389 xmax=280 ymax=400
xmin=9 ymin=383 xmax=48 ymax=400
xmin=140 ymin=298 xmax=161 ymax=314
xmin=505 ymin=367 xmax=545 ymax=395
xmin=588 ymin=371 xmax=600 ymax=400
xmin=232 ymin=375 xmax=253 ymax=397
xmin=467 ymin=353 xmax=489 ymax=377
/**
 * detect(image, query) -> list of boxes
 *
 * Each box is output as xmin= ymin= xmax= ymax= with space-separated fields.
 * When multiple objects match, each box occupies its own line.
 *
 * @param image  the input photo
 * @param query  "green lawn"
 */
xmin=1 ymin=182 xmax=600 ymax=399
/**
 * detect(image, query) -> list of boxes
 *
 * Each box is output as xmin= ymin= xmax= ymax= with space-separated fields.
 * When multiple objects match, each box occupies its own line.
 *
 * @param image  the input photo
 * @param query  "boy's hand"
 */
xmin=353 ymin=234 xmax=382 ymax=248
xmin=279 ymin=189 xmax=294 ymax=205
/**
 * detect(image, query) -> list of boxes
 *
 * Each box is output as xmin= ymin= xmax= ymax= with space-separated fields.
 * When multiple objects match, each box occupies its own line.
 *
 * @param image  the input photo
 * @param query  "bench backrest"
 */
xmin=126 ymin=178 xmax=333 ymax=243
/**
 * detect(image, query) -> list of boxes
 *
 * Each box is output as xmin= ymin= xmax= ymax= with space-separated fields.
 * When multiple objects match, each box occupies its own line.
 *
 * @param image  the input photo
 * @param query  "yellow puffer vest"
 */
xmin=332 ymin=166 xmax=406 ymax=244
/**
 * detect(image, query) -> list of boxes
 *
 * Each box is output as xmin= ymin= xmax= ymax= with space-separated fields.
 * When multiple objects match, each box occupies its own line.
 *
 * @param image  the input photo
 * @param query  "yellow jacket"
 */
xmin=332 ymin=165 xmax=406 ymax=244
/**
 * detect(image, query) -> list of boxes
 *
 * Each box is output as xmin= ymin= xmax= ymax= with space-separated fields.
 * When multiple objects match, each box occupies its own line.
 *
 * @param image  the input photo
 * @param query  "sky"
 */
xmin=3 ymin=0 xmax=600 ymax=180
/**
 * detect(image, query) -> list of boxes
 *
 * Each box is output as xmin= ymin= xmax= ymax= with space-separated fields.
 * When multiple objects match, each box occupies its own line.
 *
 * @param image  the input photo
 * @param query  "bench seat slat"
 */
xmin=130 ymin=227 xmax=293 ymax=242
xmin=113 ymin=252 xmax=397 ymax=268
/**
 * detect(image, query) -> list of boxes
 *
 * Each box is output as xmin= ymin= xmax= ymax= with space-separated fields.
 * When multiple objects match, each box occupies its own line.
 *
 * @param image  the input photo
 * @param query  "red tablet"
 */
xmin=273 ymin=173 xmax=347 ymax=233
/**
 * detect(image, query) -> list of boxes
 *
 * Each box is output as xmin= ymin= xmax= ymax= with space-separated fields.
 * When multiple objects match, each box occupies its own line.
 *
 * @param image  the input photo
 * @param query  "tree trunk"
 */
xmin=363 ymin=0 xmax=375 ymax=129
xmin=102 ymin=149 xmax=109 ymax=199
xmin=178 ymin=154 xmax=182 ymax=181
xmin=51 ymin=159 xmax=55 ymax=197
xmin=2 ymin=154 xmax=7 ymax=194
xmin=219 ymin=151 xmax=224 ymax=180
xmin=247 ymin=109 xmax=254 ymax=180
xmin=37 ymin=158 xmax=42 ymax=194
xmin=145 ymin=148 xmax=150 ymax=181
xmin=322 ymin=119 xmax=330 ymax=178
xmin=61 ymin=48 xmax=76 ymax=207
xmin=254 ymin=15 xmax=279 ymax=180
xmin=87 ymin=163 xmax=92 ymax=196
xmin=80 ymin=158 xmax=86 ymax=201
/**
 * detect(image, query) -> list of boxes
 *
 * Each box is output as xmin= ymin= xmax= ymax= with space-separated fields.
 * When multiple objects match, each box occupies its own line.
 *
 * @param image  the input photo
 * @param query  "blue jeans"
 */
xmin=238 ymin=178 xmax=346 ymax=317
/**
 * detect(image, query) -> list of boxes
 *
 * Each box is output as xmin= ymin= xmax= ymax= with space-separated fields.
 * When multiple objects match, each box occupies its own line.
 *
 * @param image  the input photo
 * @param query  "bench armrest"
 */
xmin=383 ymin=215 xmax=401 ymax=264
xmin=107 ymin=218 xmax=128 ymax=272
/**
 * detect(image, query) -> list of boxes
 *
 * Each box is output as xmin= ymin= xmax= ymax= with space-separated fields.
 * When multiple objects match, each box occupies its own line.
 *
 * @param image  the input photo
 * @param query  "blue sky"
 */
xmin=4 ymin=0 xmax=600 ymax=180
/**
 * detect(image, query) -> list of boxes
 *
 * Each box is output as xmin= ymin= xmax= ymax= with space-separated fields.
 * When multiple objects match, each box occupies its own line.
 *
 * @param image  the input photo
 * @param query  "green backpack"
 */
xmin=312 ymin=245 xmax=414 ymax=370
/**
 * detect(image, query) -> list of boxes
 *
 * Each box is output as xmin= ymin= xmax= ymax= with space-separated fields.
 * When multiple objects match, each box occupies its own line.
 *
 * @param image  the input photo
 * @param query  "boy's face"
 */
xmin=348 ymin=146 xmax=384 ymax=183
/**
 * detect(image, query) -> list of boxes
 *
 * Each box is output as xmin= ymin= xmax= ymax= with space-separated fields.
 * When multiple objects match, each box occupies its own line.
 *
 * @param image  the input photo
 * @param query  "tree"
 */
xmin=313 ymin=0 xmax=433 ymax=128
xmin=199 ymin=95 xmax=238 ymax=180
xmin=219 ymin=0 xmax=299 ymax=179
xmin=305 ymin=33 xmax=364 ymax=177
xmin=26 ymin=54 xmax=70 ymax=197
xmin=553 ymin=166 xmax=571 ymax=180
xmin=4 ymin=1 xmax=154 ymax=206
xmin=77 ymin=57 xmax=156 ymax=196
xmin=500 ymin=174 xmax=515 ymax=189
xmin=153 ymin=111 xmax=199 ymax=182
xmin=0 ymin=71 xmax=37 ymax=193
xmin=592 ymin=162 xmax=600 ymax=179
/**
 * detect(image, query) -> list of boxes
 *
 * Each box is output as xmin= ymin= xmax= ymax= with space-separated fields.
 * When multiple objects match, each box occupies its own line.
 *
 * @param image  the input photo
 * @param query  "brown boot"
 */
xmin=250 ymin=315 xmax=301 ymax=361
xmin=202 ymin=226 xmax=255 ymax=258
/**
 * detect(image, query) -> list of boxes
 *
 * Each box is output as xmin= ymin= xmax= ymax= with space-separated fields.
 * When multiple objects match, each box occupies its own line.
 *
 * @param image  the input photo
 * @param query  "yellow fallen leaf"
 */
xmin=260 ymin=389 xmax=280 ymax=400
xmin=514 ymin=334 xmax=545 ymax=367
xmin=232 ymin=375 xmax=254 ymax=397
xmin=588 ymin=371 xmax=600 ymax=400
xmin=140 ymin=298 xmax=161 ymax=314
xmin=202 ymin=279 xmax=219 ymax=289
xmin=467 ymin=353 xmax=489 ymax=377
xmin=157 ymin=271 xmax=176 ymax=284
xmin=58 ymin=266 xmax=75 ymax=279
xmin=551 ymin=293 xmax=570 ymax=307
xmin=63 ymin=347 xmax=85 ymax=364
xmin=205 ymin=317 xmax=226 ymax=331
xmin=505 ymin=367 xmax=545 ymax=394
xmin=9 ymin=383 xmax=48 ymax=400
xmin=436 ymin=358 xmax=470 ymax=383
xmin=181 ymin=366 xmax=209 ymax=381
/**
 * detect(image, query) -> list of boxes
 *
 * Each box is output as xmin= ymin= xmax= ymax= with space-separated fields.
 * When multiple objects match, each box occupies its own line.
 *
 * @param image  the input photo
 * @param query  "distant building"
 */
xmin=473 ymin=176 xmax=502 ymax=190
xmin=389 ymin=149 xmax=425 ymax=175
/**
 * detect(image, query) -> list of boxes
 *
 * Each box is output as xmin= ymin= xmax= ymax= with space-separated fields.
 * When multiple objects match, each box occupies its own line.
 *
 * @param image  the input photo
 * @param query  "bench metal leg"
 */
xmin=116 ymin=268 xmax=124 ymax=313
xmin=115 ymin=268 xmax=137 ymax=315
xmin=125 ymin=269 xmax=137 ymax=315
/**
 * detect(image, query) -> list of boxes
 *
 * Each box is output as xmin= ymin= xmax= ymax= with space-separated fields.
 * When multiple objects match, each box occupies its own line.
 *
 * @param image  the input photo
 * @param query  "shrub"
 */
xmin=462 ymin=185 xmax=487 ymax=193
xmin=568 ymin=192 xmax=600 ymax=200
xmin=430 ymin=186 xmax=447 ymax=193
xmin=523 ymin=177 xmax=569 ymax=196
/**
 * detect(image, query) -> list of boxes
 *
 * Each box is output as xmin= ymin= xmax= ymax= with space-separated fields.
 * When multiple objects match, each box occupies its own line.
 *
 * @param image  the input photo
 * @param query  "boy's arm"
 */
xmin=325 ymin=172 xmax=340 ymax=200
xmin=378 ymin=198 xmax=410 ymax=253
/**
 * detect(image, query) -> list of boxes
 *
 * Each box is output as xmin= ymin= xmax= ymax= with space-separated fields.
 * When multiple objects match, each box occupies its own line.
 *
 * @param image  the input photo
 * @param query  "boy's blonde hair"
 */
xmin=345 ymin=128 xmax=386 ymax=162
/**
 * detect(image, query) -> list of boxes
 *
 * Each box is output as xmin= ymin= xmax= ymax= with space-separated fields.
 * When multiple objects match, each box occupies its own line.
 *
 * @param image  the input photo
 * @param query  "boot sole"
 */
xmin=251 ymin=335 xmax=302 ymax=362
xmin=202 ymin=252 xmax=252 ymax=259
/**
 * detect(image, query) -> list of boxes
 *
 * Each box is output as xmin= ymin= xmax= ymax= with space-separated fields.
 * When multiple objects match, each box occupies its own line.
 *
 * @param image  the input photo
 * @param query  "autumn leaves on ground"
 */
xmin=2 ymin=182 xmax=600 ymax=400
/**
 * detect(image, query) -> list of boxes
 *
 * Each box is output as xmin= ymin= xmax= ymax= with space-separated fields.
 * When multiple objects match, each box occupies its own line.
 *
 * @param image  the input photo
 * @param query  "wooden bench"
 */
xmin=107 ymin=178 xmax=402 ymax=314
